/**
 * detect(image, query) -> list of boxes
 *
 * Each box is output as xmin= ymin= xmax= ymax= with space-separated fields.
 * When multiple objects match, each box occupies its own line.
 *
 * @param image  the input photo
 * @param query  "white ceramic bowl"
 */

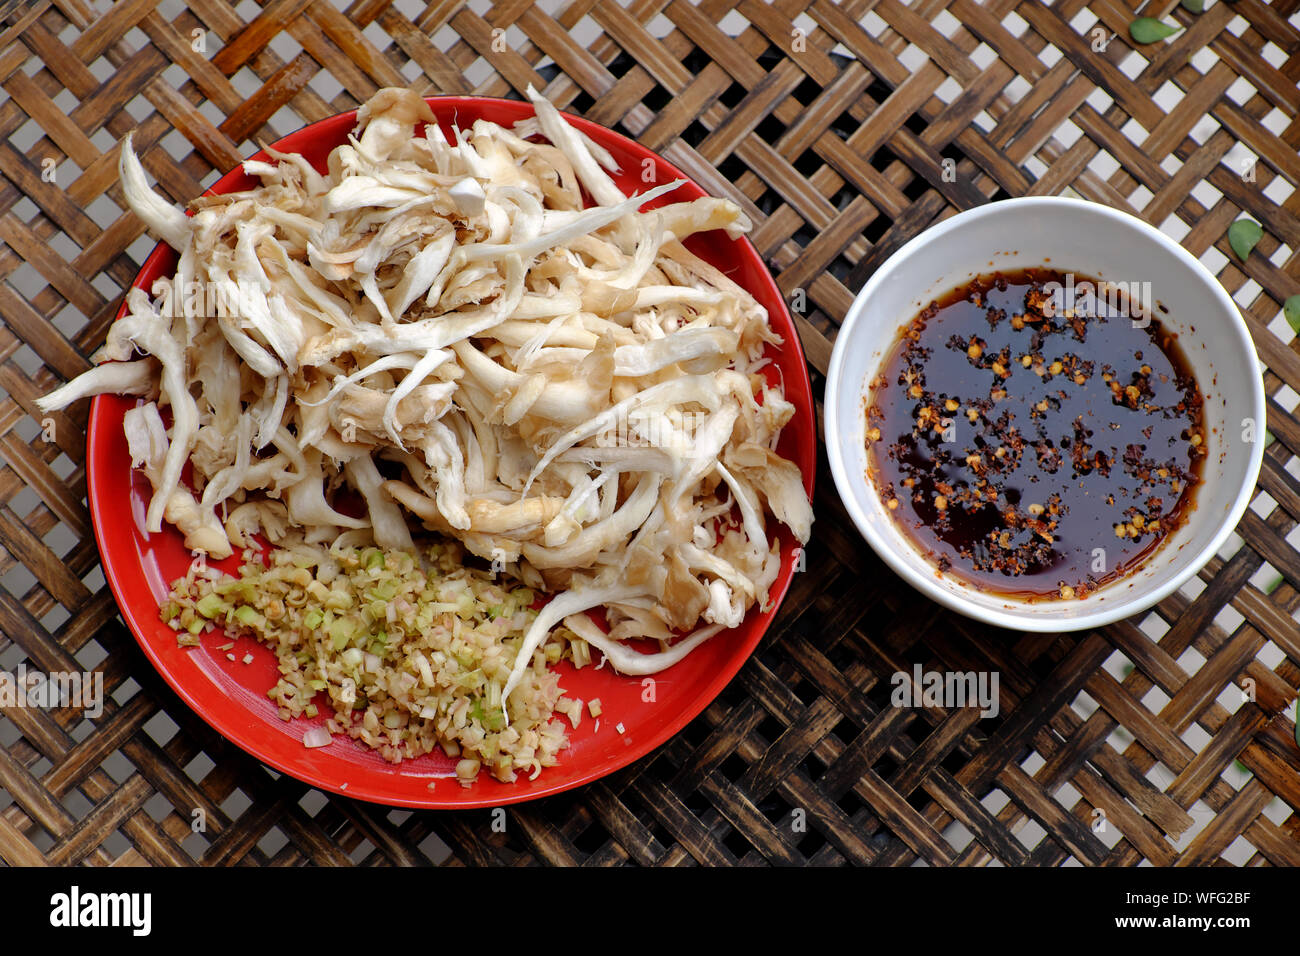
xmin=825 ymin=197 xmax=1266 ymax=631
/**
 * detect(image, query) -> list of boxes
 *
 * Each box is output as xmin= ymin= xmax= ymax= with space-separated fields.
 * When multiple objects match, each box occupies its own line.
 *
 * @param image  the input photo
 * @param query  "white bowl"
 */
xmin=824 ymin=197 xmax=1266 ymax=632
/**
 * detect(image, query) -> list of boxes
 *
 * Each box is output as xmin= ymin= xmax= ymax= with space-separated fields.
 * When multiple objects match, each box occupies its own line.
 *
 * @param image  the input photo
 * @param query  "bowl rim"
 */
xmin=85 ymin=94 xmax=818 ymax=807
xmin=824 ymin=195 xmax=1266 ymax=632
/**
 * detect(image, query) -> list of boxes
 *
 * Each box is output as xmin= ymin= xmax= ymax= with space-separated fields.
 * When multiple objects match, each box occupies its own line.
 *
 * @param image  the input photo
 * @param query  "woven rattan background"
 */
xmin=0 ymin=0 xmax=1298 ymax=866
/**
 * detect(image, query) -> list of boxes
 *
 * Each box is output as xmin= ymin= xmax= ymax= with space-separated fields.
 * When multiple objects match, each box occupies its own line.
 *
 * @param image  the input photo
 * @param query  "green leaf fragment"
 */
xmin=1180 ymin=0 xmax=1203 ymax=11
xmin=1228 ymin=219 xmax=1263 ymax=260
xmin=1283 ymin=295 xmax=1300 ymax=335
xmin=1129 ymin=18 xmax=1181 ymax=43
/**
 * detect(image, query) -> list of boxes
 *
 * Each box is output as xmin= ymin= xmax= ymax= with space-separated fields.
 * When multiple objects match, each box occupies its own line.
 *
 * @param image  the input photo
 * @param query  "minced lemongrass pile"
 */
xmin=164 ymin=541 xmax=593 ymax=785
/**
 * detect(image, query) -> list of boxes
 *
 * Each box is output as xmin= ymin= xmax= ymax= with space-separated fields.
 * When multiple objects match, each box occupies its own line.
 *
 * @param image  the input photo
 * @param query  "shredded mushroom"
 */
xmin=40 ymin=86 xmax=813 ymax=709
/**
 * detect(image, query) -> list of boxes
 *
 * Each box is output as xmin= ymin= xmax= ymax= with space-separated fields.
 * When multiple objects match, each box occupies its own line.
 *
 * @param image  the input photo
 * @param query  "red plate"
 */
xmin=86 ymin=97 xmax=816 ymax=808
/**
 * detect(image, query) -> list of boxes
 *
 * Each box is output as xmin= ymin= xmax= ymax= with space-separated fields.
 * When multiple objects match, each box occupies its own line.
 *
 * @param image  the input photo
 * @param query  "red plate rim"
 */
xmin=86 ymin=95 xmax=817 ymax=809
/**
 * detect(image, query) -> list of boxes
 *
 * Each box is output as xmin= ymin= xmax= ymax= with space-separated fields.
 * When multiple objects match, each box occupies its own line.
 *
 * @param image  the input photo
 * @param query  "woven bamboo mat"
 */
xmin=0 ymin=0 xmax=1298 ymax=867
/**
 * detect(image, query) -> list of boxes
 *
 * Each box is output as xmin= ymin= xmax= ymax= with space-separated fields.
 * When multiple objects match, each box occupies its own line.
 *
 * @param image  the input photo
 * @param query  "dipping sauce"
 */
xmin=865 ymin=268 xmax=1205 ymax=600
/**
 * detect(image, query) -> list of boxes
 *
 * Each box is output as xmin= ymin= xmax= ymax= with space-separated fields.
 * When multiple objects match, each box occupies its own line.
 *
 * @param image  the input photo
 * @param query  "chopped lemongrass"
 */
xmin=570 ymin=638 xmax=591 ymax=669
xmin=162 ymin=543 xmax=570 ymax=783
xmin=327 ymin=617 xmax=356 ymax=650
xmin=302 ymin=727 xmax=332 ymax=748
xmin=325 ymin=590 xmax=353 ymax=610
xmin=195 ymin=593 xmax=225 ymax=619
xmin=234 ymin=605 xmax=263 ymax=627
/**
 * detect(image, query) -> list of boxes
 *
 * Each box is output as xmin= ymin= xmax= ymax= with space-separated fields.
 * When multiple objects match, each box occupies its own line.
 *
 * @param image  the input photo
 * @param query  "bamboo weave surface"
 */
xmin=0 ymin=0 xmax=1298 ymax=867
